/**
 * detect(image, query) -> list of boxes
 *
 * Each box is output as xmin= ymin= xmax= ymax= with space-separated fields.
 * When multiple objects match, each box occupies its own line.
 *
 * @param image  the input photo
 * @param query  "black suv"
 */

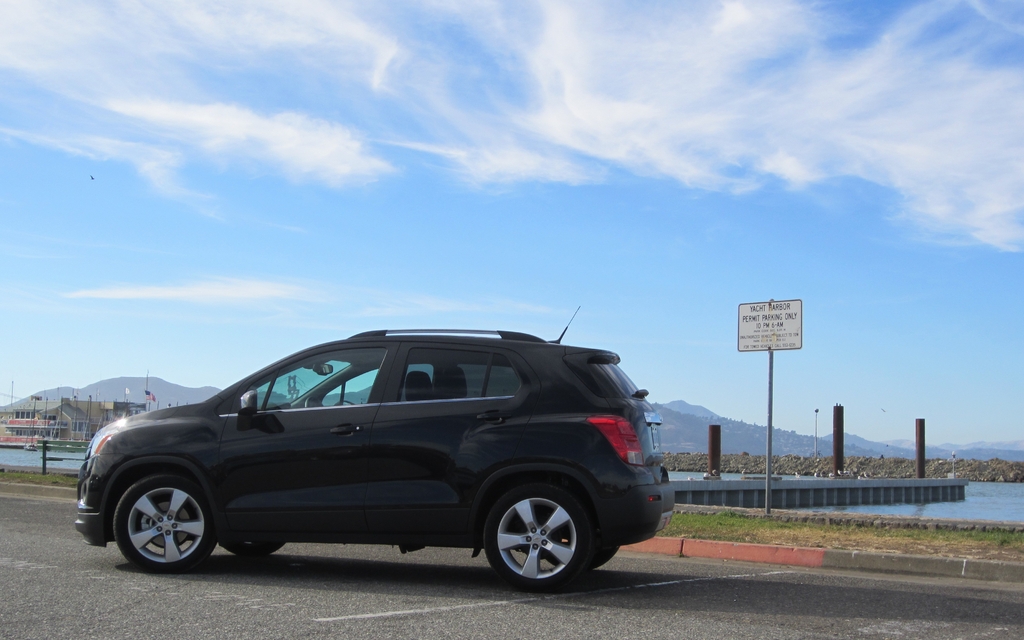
xmin=76 ymin=329 xmax=672 ymax=591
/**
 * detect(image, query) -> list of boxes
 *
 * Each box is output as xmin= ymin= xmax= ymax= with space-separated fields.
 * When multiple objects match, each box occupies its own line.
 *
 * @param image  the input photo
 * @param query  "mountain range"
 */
xmin=4 ymin=377 xmax=221 ymax=410
xmin=652 ymin=402 xmax=1024 ymax=462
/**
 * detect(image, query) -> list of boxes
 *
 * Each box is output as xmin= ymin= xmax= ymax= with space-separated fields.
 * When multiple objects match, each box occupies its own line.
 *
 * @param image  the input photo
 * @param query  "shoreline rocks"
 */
xmin=663 ymin=452 xmax=1024 ymax=483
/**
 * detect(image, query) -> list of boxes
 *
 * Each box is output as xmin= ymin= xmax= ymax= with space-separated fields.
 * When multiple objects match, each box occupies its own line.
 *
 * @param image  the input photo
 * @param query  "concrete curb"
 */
xmin=684 ymin=539 xmax=825 ymax=568
xmin=622 ymin=536 xmax=1024 ymax=584
xmin=0 ymin=482 xmax=77 ymax=501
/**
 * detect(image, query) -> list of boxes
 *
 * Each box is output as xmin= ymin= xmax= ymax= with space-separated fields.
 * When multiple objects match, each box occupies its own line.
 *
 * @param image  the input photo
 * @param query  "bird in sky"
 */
xmin=881 ymin=408 xmax=886 ymax=412
xmin=90 ymin=175 xmax=94 ymax=180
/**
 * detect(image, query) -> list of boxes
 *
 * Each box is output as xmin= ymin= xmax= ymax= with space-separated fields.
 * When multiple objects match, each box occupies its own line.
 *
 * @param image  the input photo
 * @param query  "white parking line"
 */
xmin=314 ymin=570 xmax=794 ymax=622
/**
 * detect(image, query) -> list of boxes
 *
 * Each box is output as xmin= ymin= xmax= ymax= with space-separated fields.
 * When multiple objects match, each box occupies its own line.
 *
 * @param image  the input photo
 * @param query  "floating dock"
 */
xmin=672 ymin=477 xmax=967 ymax=509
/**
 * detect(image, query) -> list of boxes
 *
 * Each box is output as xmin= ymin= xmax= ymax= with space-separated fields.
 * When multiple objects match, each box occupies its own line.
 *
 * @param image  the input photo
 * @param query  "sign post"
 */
xmin=738 ymin=299 xmax=802 ymax=514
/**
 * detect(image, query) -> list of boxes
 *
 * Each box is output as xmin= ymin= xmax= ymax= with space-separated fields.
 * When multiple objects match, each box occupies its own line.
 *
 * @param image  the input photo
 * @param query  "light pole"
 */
xmin=951 ymin=451 xmax=957 ymax=479
xmin=814 ymin=408 xmax=819 ymax=458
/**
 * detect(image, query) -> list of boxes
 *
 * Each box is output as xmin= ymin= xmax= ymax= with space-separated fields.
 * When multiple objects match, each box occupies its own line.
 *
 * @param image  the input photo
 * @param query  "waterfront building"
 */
xmin=0 ymin=397 xmax=146 ymax=441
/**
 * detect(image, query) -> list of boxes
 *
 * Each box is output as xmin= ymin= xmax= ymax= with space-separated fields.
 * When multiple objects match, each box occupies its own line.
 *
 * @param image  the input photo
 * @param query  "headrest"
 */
xmin=404 ymin=370 xmax=433 ymax=402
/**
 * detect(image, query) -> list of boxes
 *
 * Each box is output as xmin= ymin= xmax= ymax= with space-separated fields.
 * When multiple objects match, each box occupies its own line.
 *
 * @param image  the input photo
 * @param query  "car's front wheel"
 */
xmin=113 ymin=474 xmax=217 ymax=573
xmin=483 ymin=483 xmax=594 ymax=591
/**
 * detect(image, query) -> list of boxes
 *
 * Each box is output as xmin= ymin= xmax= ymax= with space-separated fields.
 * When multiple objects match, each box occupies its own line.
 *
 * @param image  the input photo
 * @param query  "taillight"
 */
xmin=587 ymin=415 xmax=644 ymax=466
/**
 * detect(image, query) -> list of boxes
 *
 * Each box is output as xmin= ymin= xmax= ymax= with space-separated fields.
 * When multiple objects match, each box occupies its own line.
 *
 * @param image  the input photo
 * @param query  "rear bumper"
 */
xmin=594 ymin=481 xmax=675 ymax=548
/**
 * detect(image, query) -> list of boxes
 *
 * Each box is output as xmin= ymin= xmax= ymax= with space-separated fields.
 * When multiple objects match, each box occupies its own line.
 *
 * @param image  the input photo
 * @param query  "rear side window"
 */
xmin=399 ymin=348 xmax=521 ymax=402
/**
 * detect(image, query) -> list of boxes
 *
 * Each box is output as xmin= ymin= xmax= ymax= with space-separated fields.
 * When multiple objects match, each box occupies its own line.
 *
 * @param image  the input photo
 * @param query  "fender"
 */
xmin=468 ymin=462 xmax=601 ymax=532
xmin=102 ymin=455 xmax=230 ymax=541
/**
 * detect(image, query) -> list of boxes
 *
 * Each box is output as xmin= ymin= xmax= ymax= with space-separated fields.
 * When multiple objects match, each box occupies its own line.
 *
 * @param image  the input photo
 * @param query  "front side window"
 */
xmin=248 ymin=347 xmax=387 ymax=411
xmin=398 ymin=348 xmax=520 ymax=402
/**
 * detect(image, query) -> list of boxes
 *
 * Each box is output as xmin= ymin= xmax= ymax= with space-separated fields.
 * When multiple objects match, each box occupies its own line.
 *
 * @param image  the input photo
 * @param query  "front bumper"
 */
xmin=75 ymin=509 xmax=107 ymax=547
xmin=74 ymin=453 xmax=121 ymax=547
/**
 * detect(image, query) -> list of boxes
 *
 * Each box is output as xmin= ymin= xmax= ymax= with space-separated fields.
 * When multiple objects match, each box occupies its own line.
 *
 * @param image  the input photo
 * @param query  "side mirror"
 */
xmin=239 ymin=390 xmax=258 ymax=417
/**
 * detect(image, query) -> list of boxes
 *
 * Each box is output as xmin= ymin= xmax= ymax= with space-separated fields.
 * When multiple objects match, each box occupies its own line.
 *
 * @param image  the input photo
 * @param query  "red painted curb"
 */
xmin=682 ymin=539 xmax=825 ymax=567
xmin=622 ymin=536 xmax=827 ymax=567
xmin=622 ymin=537 xmax=684 ymax=556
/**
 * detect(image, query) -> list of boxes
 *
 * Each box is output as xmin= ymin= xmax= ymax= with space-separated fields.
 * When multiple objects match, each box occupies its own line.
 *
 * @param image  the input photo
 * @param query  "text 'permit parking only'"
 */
xmin=737 ymin=299 xmax=802 ymax=351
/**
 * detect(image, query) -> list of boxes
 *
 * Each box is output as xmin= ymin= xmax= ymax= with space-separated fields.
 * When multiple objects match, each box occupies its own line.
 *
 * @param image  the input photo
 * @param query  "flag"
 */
xmin=145 ymin=390 xmax=156 ymax=403
xmin=125 ymin=388 xmax=130 ymax=396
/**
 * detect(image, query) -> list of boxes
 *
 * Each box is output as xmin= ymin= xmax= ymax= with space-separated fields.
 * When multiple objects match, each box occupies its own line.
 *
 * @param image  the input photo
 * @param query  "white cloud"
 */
xmin=3 ymin=1 xmax=1024 ymax=247
xmin=455 ymin=0 xmax=1024 ymax=249
xmin=355 ymin=291 xmax=553 ymax=317
xmin=62 ymin=278 xmax=553 ymax=321
xmin=0 ymin=1 xmax=396 ymax=189
xmin=66 ymin=278 xmax=315 ymax=303
xmin=107 ymin=101 xmax=392 ymax=185
xmin=0 ymin=128 xmax=189 ymax=195
xmin=0 ymin=1 xmax=399 ymax=94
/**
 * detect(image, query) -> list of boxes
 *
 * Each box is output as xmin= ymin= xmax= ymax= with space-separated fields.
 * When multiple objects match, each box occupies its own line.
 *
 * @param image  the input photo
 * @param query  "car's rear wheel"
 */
xmin=588 ymin=546 xmax=619 ymax=570
xmin=484 ymin=483 xmax=594 ymax=592
xmin=219 ymin=541 xmax=285 ymax=557
xmin=113 ymin=475 xmax=216 ymax=573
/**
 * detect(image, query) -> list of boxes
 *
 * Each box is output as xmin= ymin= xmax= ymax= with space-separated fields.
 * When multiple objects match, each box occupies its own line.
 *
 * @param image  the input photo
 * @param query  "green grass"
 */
xmin=658 ymin=511 xmax=1024 ymax=557
xmin=0 ymin=471 xmax=78 ymax=487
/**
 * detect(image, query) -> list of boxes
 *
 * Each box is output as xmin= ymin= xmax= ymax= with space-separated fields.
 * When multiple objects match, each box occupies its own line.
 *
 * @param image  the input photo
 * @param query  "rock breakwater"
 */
xmin=664 ymin=453 xmax=1024 ymax=483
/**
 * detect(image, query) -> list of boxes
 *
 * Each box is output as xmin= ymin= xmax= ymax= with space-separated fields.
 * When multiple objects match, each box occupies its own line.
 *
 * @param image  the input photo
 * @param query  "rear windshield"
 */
xmin=592 ymin=363 xmax=639 ymax=397
xmin=564 ymin=352 xmax=639 ymax=398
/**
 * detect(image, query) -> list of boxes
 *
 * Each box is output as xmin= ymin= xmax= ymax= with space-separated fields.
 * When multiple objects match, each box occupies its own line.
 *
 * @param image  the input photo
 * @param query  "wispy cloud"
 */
xmin=65 ymin=278 xmax=315 ymax=303
xmin=412 ymin=0 xmax=1024 ymax=248
xmin=1 ymin=128 xmax=193 ymax=198
xmin=355 ymin=291 xmax=553 ymax=317
xmin=107 ymin=101 xmax=393 ymax=186
xmin=62 ymin=278 xmax=554 ymax=318
xmin=3 ymin=1 xmax=1024 ymax=247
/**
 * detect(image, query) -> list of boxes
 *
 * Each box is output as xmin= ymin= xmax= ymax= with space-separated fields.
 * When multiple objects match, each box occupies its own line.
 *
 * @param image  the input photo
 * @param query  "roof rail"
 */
xmin=348 ymin=329 xmax=546 ymax=343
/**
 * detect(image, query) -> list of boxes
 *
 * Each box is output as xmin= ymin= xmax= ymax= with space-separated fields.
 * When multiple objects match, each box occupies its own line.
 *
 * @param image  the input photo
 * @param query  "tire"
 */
xmin=483 ymin=483 xmax=594 ymax=592
xmin=219 ymin=541 xmax=285 ymax=557
xmin=113 ymin=474 xmax=217 ymax=573
xmin=588 ymin=546 xmax=619 ymax=570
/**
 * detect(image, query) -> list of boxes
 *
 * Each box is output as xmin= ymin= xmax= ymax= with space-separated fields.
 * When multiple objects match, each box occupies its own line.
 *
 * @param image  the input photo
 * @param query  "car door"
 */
xmin=365 ymin=343 xmax=536 ymax=534
xmin=217 ymin=345 xmax=393 ymax=534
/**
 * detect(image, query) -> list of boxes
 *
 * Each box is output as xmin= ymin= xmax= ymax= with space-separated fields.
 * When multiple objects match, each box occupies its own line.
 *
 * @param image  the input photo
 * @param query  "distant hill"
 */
xmin=654 ymin=400 xmax=1024 ymax=462
xmin=943 ymin=439 xmax=1024 ymax=452
xmin=661 ymin=399 xmax=719 ymax=419
xmin=829 ymin=435 xmax=1024 ymax=462
xmin=5 ymin=377 xmax=221 ymax=409
xmin=651 ymin=404 xmax=879 ymax=457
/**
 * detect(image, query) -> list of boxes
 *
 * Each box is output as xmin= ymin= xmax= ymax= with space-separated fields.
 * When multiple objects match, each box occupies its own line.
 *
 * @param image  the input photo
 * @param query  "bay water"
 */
xmin=670 ymin=471 xmax=1024 ymax=523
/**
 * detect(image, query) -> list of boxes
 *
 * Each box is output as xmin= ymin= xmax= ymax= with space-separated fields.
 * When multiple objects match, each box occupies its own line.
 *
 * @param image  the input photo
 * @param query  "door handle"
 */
xmin=477 ymin=410 xmax=512 ymax=424
xmin=330 ymin=424 xmax=363 ymax=436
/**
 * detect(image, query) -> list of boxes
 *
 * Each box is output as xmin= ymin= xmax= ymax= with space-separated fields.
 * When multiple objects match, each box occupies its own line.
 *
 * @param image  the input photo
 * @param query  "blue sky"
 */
xmin=2 ymin=0 xmax=1023 ymax=446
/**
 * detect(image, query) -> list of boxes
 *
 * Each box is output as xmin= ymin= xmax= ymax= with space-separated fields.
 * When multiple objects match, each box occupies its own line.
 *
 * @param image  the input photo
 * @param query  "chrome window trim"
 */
xmin=379 ymin=395 xmax=514 ymax=407
xmin=220 ymin=395 xmax=519 ymax=417
xmin=219 ymin=402 xmax=382 ymax=418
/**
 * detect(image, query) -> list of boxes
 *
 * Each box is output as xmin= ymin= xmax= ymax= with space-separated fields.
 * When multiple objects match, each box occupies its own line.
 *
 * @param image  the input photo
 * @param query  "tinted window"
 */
xmin=564 ymin=352 xmax=638 ymax=398
xmin=485 ymin=354 xmax=520 ymax=397
xmin=399 ymin=349 xmax=520 ymax=401
xmin=250 ymin=348 xmax=387 ymax=411
xmin=592 ymin=363 xmax=639 ymax=398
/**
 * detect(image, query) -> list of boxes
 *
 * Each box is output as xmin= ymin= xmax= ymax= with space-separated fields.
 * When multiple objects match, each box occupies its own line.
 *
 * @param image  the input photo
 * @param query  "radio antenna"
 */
xmin=553 ymin=306 xmax=581 ymax=344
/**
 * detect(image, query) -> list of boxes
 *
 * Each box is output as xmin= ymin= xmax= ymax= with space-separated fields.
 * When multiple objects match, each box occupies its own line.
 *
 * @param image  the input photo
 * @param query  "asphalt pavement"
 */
xmin=2 ymin=494 xmax=1023 ymax=639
